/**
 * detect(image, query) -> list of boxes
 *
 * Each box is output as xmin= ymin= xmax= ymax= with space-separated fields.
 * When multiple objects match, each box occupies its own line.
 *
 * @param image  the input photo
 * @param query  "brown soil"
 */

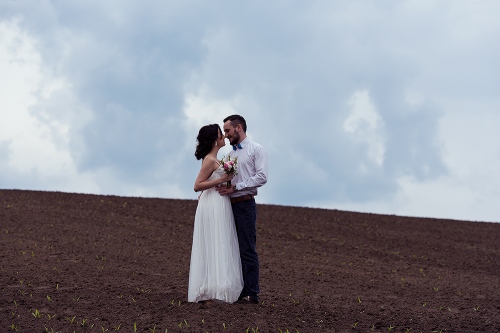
xmin=0 ymin=189 xmax=499 ymax=332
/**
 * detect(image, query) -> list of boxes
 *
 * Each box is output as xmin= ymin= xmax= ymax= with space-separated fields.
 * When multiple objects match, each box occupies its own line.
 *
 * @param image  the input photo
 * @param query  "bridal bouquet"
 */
xmin=220 ymin=155 xmax=238 ymax=188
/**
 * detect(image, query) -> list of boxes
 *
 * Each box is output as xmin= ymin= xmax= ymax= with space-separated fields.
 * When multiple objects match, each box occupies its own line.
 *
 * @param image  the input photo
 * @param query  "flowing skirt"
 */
xmin=188 ymin=188 xmax=243 ymax=303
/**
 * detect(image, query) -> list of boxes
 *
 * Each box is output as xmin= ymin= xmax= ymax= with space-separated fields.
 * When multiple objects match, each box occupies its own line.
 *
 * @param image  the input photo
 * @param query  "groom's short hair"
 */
xmin=224 ymin=115 xmax=247 ymax=133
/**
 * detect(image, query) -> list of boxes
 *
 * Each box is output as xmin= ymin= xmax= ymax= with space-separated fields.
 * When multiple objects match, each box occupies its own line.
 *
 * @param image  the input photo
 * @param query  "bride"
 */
xmin=188 ymin=124 xmax=243 ymax=303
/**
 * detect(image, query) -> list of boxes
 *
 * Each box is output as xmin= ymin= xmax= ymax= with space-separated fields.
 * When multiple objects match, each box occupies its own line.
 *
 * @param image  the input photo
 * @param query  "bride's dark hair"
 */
xmin=195 ymin=124 xmax=221 ymax=160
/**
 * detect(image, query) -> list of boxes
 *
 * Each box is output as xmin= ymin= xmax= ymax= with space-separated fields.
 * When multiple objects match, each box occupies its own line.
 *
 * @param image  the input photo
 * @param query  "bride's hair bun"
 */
xmin=195 ymin=124 xmax=221 ymax=160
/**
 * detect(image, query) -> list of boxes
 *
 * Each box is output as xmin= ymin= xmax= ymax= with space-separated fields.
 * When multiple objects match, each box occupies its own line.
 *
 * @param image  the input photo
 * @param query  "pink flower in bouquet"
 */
xmin=220 ymin=156 xmax=238 ymax=188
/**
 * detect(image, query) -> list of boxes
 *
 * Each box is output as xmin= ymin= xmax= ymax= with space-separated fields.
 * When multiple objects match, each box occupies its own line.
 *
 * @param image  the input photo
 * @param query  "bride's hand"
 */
xmin=221 ymin=173 xmax=234 ymax=184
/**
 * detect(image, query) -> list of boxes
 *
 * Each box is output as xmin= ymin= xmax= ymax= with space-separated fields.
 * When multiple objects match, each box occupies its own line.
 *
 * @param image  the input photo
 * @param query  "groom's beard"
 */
xmin=229 ymin=132 xmax=240 ymax=145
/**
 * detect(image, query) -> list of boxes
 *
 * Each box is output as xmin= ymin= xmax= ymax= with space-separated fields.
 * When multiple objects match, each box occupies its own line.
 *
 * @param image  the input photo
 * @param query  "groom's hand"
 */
xmin=216 ymin=186 xmax=234 ymax=196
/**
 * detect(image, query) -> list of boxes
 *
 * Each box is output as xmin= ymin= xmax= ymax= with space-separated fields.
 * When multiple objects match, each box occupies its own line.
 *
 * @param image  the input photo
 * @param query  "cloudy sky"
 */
xmin=1 ymin=1 xmax=499 ymax=223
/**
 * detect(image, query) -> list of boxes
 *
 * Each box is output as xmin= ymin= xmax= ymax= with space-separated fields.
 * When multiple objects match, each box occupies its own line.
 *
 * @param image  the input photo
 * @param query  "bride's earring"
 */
xmin=215 ymin=141 xmax=218 ymax=146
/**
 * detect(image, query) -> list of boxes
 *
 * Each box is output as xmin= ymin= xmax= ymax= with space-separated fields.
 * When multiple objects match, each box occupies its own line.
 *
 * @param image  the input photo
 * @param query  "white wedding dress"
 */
xmin=188 ymin=165 xmax=243 ymax=303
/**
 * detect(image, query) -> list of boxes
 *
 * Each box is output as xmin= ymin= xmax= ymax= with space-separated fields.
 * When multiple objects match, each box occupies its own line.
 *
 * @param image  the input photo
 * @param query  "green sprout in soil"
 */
xmin=32 ymin=309 xmax=43 ymax=318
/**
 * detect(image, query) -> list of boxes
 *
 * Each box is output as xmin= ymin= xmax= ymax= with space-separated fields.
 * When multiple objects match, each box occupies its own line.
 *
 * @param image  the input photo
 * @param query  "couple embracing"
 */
xmin=188 ymin=115 xmax=268 ymax=305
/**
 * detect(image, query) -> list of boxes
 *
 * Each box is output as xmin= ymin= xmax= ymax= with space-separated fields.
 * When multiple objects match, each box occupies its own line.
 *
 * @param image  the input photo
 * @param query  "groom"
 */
xmin=217 ymin=115 xmax=268 ymax=305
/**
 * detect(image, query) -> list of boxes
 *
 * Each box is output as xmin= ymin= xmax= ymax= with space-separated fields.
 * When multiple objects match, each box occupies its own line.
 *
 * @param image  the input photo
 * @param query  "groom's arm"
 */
xmin=235 ymin=145 xmax=268 ymax=190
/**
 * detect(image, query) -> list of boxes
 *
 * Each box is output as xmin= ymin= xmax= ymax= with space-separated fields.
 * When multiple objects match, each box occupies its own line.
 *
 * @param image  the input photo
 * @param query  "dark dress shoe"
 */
xmin=236 ymin=296 xmax=259 ymax=304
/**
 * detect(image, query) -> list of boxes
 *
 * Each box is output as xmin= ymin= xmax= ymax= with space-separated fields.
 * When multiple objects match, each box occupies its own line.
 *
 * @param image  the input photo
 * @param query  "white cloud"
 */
xmin=310 ymin=104 xmax=500 ymax=223
xmin=438 ymin=104 xmax=500 ymax=206
xmin=0 ymin=19 xmax=96 ymax=192
xmin=182 ymin=86 xmax=241 ymax=137
xmin=344 ymin=90 xmax=386 ymax=167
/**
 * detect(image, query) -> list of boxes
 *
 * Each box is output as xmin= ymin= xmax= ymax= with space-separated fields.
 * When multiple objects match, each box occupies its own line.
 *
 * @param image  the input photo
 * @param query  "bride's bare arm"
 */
xmin=194 ymin=158 xmax=234 ymax=192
